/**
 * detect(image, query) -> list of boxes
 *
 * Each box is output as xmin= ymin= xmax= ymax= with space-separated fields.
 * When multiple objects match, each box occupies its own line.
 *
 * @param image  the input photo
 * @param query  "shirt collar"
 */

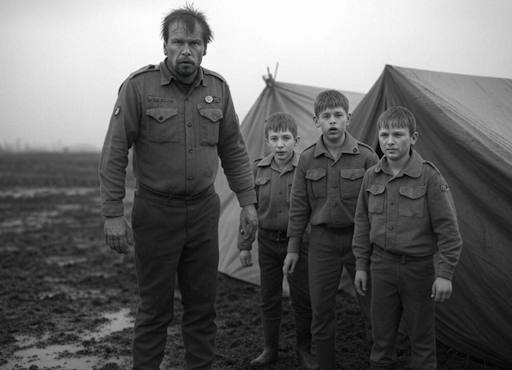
xmin=375 ymin=148 xmax=424 ymax=178
xmin=313 ymin=132 xmax=360 ymax=158
xmin=258 ymin=151 xmax=299 ymax=173
xmin=159 ymin=59 xmax=205 ymax=87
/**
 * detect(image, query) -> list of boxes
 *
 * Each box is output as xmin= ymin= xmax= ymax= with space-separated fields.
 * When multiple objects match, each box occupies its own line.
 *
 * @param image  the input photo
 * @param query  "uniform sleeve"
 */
xmin=352 ymin=170 xmax=373 ymax=270
xmin=426 ymin=168 xmax=463 ymax=280
xmin=98 ymin=79 xmax=140 ymax=217
xmin=216 ymin=85 xmax=256 ymax=207
xmin=287 ymin=154 xmax=311 ymax=241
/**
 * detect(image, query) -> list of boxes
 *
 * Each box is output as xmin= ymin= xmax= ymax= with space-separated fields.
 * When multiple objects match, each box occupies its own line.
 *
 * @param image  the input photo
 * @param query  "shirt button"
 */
xmin=188 ymin=176 xmax=194 ymax=180
xmin=389 ymin=226 xmax=393 ymax=230
xmin=278 ymin=210 xmax=282 ymax=213
xmin=332 ymin=185 xmax=338 ymax=189
xmin=187 ymin=123 xmax=192 ymax=127
xmin=390 ymin=202 xmax=394 ymax=205
xmin=333 ymin=203 xmax=338 ymax=208
xmin=189 ymin=149 xmax=194 ymax=153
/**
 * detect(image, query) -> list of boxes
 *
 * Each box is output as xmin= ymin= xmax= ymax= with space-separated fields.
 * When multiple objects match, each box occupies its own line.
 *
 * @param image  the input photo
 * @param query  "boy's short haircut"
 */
xmin=377 ymin=106 xmax=417 ymax=135
xmin=264 ymin=112 xmax=298 ymax=138
xmin=314 ymin=90 xmax=350 ymax=117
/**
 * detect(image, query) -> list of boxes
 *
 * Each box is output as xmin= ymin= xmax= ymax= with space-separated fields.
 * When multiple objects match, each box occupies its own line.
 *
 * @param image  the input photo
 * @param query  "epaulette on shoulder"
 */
xmin=253 ymin=157 xmax=263 ymax=164
xmin=357 ymin=141 xmax=376 ymax=153
xmin=424 ymin=161 xmax=442 ymax=176
xmin=203 ymin=67 xmax=227 ymax=83
xmin=303 ymin=142 xmax=317 ymax=153
xmin=128 ymin=64 xmax=159 ymax=80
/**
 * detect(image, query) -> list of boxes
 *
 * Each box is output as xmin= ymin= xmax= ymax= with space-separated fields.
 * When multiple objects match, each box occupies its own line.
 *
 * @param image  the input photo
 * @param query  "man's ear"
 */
xmin=163 ymin=42 xmax=168 ymax=55
xmin=203 ymin=46 xmax=207 ymax=56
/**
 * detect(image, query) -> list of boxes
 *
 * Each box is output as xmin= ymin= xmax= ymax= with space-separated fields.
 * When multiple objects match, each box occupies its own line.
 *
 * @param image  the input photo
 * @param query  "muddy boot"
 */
xmin=250 ymin=319 xmax=280 ymax=368
xmin=296 ymin=346 xmax=318 ymax=370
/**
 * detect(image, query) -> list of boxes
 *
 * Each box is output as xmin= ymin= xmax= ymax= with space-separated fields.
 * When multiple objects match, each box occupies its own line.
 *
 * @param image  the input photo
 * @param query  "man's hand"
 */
xmin=239 ymin=250 xmax=253 ymax=267
xmin=354 ymin=270 xmax=368 ymax=297
xmin=104 ymin=216 xmax=133 ymax=254
xmin=282 ymin=252 xmax=299 ymax=276
xmin=431 ymin=277 xmax=452 ymax=302
xmin=240 ymin=204 xmax=258 ymax=239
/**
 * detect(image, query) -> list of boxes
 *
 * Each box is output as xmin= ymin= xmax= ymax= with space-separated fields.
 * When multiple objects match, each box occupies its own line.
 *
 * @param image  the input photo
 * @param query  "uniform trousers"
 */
xmin=369 ymin=249 xmax=436 ymax=370
xmin=131 ymin=184 xmax=220 ymax=370
xmin=308 ymin=225 xmax=372 ymax=370
xmin=257 ymin=227 xmax=313 ymax=347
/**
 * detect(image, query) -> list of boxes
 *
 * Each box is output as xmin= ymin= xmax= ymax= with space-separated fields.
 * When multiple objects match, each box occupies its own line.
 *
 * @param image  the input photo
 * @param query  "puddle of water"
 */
xmin=0 ymin=308 xmax=133 ymax=370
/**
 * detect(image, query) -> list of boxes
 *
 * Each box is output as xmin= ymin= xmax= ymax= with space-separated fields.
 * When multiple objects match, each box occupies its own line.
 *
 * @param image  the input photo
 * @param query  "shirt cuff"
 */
xmin=101 ymin=202 xmax=124 ymax=217
xmin=236 ymin=189 xmax=257 ymax=207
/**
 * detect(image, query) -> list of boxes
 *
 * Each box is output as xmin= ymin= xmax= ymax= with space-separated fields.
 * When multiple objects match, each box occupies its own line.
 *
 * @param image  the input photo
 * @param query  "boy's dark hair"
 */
xmin=377 ymin=106 xmax=417 ymax=135
xmin=161 ymin=3 xmax=214 ymax=46
xmin=314 ymin=90 xmax=349 ymax=117
xmin=264 ymin=112 xmax=298 ymax=139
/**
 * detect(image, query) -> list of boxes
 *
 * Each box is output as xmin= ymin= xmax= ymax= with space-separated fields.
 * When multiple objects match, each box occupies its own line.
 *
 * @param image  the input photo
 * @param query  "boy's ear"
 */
xmin=294 ymin=136 xmax=301 ymax=146
xmin=411 ymin=131 xmax=419 ymax=145
xmin=313 ymin=116 xmax=320 ymax=128
xmin=347 ymin=112 xmax=351 ymax=125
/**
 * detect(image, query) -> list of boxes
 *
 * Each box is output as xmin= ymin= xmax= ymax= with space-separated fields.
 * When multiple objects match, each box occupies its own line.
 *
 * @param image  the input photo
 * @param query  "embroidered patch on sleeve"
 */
xmin=114 ymin=106 xmax=121 ymax=116
xmin=440 ymin=184 xmax=449 ymax=192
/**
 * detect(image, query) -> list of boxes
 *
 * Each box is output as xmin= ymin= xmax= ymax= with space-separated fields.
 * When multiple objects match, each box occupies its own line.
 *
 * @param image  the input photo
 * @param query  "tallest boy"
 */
xmin=99 ymin=5 xmax=257 ymax=370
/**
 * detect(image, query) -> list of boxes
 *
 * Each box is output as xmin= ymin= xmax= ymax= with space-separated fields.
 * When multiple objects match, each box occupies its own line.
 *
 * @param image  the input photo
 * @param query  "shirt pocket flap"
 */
xmin=146 ymin=107 xmax=178 ymax=123
xmin=199 ymin=108 xmax=223 ymax=122
xmin=399 ymin=186 xmax=426 ymax=199
xmin=305 ymin=168 xmax=326 ymax=181
xmin=340 ymin=168 xmax=365 ymax=180
xmin=255 ymin=177 xmax=270 ymax=186
xmin=367 ymin=184 xmax=386 ymax=195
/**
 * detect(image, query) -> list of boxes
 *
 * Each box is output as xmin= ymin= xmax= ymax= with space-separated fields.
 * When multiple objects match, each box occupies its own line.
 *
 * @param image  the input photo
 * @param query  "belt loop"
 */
xmin=402 ymin=255 xmax=406 ymax=264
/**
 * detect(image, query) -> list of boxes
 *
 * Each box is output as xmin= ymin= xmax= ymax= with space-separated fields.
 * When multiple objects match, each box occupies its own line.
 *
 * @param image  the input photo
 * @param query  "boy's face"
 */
xmin=314 ymin=107 xmax=350 ymax=144
xmin=378 ymin=127 xmax=418 ymax=163
xmin=266 ymin=129 xmax=299 ymax=163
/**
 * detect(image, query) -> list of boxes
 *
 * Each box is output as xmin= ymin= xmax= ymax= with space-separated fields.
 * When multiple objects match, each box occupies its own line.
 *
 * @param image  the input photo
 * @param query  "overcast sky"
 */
xmin=1 ymin=0 xmax=511 ymax=150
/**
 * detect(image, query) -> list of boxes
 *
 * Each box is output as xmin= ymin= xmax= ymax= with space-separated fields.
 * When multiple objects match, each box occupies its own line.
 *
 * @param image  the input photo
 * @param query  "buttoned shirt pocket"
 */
xmin=367 ymin=184 xmax=385 ymax=214
xmin=198 ymin=103 xmax=223 ymax=145
xmin=398 ymin=186 xmax=426 ymax=218
xmin=306 ymin=168 xmax=326 ymax=198
xmin=255 ymin=176 xmax=270 ymax=200
xmin=146 ymin=107 xmax=179 ymax=143
xmin=340 ymin=168 xmax=366 ymax=199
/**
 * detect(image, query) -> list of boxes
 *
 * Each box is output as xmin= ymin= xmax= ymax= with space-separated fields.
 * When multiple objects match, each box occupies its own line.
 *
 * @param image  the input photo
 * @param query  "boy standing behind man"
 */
xmin=239 ymin=112 xmax=318 ymax=369
xmin=352 ymin=106 xmax=462 ymax=370
xmin=284 ymin=90 xmax=378 ymax=370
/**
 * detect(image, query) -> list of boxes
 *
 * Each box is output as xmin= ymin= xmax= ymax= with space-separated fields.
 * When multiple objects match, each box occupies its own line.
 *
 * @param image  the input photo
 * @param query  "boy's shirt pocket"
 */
xmin=340 ymin=168 xmax=366 ymax=199
xmin=367 ymin=184 xmax=386 ymax=214
xmin=305 ymin=168 xmax=326 ymax=198
xmin=398 ymin=186 xmax=426 ymax=218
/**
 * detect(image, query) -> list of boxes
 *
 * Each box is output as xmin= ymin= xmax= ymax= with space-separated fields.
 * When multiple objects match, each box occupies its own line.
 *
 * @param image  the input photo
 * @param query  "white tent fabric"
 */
xmin=216 ymin=77 xmax=365 ymax=295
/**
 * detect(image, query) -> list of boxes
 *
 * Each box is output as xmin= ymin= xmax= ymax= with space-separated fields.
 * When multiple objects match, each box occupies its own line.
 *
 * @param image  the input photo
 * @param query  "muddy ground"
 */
xmin=0 ymin=152 xmax=503 ymax=370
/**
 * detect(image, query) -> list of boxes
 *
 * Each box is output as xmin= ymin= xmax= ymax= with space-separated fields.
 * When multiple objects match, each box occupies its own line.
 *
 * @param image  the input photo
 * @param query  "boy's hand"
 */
xmin=239 ymin=250 xmax=253 ymax=267
xmin=354 ymin=270 xmax=368 ymax=297
xmin=431 ymin=277 xmax=452 ymax=302
xmin=282 ymin=252 xmax=299 ymax=276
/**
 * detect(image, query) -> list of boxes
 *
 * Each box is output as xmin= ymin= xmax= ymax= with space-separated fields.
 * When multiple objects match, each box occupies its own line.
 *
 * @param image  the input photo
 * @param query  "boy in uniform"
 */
xmin=239 ymin=112 xmax=318 ymax=369
xmin=352 ymin=106 xmax=462 ymax=370
xmin=284 ymin=90 xmax=378 ymax=370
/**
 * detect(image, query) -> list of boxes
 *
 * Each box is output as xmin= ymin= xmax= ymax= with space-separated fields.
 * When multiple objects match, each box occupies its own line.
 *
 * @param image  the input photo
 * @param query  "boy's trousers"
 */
xmin=369 ymin=250 xmax=436 ymax=370
xmin=309 ymin=225 xmax=372 ymax=370
xmin=131 ymin=185 xmax=220 ymax=370
xmin=257 ymin=227 xmax=313 ymax=348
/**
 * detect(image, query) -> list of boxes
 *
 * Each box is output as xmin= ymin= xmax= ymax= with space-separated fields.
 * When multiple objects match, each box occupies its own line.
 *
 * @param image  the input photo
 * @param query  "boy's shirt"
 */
xmin=352 ymin=149 xmax=462 ymax=280
xmin=238 ymin=152 xmax=299 ymax=251
xmin=287 ymin=133 xmax=379 ymax=252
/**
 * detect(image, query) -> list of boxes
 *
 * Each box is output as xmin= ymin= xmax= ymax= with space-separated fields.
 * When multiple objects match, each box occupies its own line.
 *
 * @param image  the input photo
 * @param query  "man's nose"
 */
xmin=181 ymin=43 xmax=191 ymax=55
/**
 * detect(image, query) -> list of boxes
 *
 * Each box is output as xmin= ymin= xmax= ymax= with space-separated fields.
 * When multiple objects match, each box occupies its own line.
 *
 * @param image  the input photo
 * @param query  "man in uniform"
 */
xmin=99 ymin=5 xmax=257 ymax=370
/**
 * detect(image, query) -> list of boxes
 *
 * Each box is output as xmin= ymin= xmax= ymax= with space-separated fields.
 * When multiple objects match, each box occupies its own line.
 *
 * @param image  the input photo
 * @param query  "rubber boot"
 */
xmin=295 ymin=315 xmax=318 ymax=369
xmin=250 ymin=318 xmax=280 ymax=368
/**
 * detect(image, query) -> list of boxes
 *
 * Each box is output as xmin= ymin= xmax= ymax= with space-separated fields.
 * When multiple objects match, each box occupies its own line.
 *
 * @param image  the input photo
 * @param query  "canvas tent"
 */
xmin=348 ymin=65 xmax=512 ymax=368
xmin=216 ymin=76 xmax=365 ymax=295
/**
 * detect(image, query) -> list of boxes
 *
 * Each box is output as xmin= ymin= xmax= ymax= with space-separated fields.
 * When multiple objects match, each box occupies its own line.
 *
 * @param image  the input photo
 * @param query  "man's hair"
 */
xmin=161 ymin=3 xmax=214 ymax=45
xmin=377 ymin=106 xmax=417 ymax=135
xmin=314 ymin=90 xmax=349 ymax=117
xmin=264 ymin=112 xmax=298 ymax=139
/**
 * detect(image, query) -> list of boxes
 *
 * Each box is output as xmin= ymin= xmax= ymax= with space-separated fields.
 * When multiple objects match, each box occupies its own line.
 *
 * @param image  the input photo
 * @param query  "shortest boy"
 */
xmin=352 ymin=106 xmax=463 ymax=370
xmin=239 ymin=112 xmax=317 ymax=369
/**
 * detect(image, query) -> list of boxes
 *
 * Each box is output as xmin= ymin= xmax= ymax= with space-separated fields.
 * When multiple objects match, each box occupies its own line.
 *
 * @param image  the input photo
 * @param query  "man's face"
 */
xmin=164 ymin=20 xmax=206 ymax=83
